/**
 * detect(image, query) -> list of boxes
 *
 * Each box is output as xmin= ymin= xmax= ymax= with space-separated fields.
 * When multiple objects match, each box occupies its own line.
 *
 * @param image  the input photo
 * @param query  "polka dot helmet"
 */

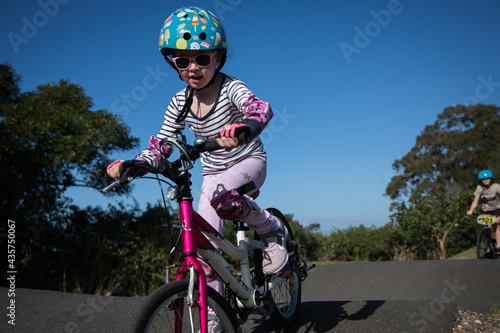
xmin=159 ymin=6 xmax=228 ymax=55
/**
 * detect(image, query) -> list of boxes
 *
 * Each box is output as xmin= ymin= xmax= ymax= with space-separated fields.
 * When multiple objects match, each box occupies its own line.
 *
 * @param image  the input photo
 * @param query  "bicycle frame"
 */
xmin=477 ymin=214 xmax=498 ymax=258
xmin=176 ymin=199 xmax=293 ymax=311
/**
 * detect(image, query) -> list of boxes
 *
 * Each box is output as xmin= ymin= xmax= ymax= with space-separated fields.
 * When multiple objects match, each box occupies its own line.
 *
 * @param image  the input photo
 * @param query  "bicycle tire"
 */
xmin=132 ymin=280 xmax=240 ymax=333
xmin=264 ymin=207 xmax=302 ymax=327
xmin=476 ymin=229 xmax=497 ymax=259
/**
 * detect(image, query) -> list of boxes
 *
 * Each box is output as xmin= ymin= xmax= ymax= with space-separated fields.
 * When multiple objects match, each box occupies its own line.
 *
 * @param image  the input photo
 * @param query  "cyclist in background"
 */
xmin=467 ymin=169 xmax=500 ymax=251
xmin=106 ymin=6 xmax=288 ymax=299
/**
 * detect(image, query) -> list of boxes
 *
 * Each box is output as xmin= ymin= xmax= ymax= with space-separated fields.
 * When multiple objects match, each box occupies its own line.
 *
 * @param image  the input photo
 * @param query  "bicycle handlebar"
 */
xmin=102 ymin=133 xmax=249 ymax=193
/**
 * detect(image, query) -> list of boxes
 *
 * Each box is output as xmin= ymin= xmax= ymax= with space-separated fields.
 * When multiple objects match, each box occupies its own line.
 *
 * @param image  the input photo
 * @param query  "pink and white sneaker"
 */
xmin=260 ymin=218 xmax=289 ymax=275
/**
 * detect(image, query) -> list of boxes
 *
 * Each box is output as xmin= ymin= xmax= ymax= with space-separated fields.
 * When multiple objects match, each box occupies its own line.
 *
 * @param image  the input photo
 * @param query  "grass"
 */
xmin=487 ymin=304 xmax=500 ymax=318
xmin=306 ymin=246 xmax=482 ymax=265
xmin=309 ymin=247 xmax=478 ymax=264
xmin=449 ymin=247 xmax=477 ymax=260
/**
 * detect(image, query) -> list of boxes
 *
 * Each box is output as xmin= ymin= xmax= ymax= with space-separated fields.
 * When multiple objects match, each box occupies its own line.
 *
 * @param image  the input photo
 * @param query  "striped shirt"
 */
xmin=137 ymin=75 xmax=273 ymax=175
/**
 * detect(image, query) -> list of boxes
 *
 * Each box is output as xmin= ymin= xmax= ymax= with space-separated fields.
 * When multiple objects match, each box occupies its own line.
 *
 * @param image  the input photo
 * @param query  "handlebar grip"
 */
xmin=118 ymin=160 xmax=138 ymax=185
xmin=121 ymin=160 xmax=136 ymax=170
xmin=197 ymin=138 xmax=222 ymax=152
xmin=194 ymin=133 xmax=249 ymax=152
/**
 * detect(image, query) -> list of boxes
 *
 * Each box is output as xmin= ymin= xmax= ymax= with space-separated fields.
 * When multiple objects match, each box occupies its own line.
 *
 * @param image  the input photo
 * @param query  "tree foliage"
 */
xmin=389 ymin=189 xmax=474 ymax=259
xmin=325 ymin=223 xmax=405 ymax=262
xmin=0 ymin=62 xmax=139 ymax=284
xmin=385 ymin=104 xmax=499 ymax=258
xmin=15 ymin=201 xmax=181 ymax=296
xmin=1 ymin=63 xmax=139 ymax=218
xmin=386 ymin=104 xmax=500 ymax=203
xmin=0 ymin=62 xmax=21 ymax=104
xmin=288 ymin=218 xmax=328 ymax=261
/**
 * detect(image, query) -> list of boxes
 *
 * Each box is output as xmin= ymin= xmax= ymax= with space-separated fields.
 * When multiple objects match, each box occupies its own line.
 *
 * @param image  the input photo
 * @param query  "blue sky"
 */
xmin=2 ymin=0 xmax=500 ymax=233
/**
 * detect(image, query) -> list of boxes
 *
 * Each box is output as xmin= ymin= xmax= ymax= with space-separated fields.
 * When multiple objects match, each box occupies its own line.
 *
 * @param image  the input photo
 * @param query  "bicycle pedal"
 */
xmin=292 ymin=260 xmax=314 ymax=281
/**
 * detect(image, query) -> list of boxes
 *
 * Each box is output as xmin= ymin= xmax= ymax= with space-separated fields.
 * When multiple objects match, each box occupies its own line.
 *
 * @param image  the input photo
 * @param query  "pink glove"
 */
xmin=107 ymin=160 xmax=123 ymax=171
xmin=219 ymin=123 xmax=249 ymax=138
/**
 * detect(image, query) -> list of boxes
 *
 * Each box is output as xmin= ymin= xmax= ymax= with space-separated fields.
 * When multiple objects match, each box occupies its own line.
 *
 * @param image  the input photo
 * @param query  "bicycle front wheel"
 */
xmin=132 ymin=280 xmax=240 ymax=333
xmin=477 ymin=229 xmax=497 ymax=259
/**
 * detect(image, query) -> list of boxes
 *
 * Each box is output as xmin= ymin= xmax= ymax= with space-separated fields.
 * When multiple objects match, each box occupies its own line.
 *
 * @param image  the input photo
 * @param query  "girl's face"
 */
xmin=482 ymin=178 xmax=492 ymax=186
xmin=171 ymin=50 xmax=221 ymax=89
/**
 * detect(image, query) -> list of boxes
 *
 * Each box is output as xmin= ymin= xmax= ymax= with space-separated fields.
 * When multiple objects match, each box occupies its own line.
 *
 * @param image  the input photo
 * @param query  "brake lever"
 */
xmin=102 ymin=180 xmax=120 ymax=193
xmin=102 ymin=174 xmax=135 ymax=193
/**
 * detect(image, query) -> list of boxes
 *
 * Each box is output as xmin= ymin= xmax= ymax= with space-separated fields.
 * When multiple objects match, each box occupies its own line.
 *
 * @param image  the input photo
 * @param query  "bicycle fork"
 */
xmin=177 ymin=201 xmax=211 ymax=333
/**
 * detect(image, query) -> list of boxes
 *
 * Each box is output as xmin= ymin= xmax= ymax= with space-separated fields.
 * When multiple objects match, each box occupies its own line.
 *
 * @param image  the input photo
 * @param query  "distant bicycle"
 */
xmin=476 ymin=214 xmax=498 ymax=259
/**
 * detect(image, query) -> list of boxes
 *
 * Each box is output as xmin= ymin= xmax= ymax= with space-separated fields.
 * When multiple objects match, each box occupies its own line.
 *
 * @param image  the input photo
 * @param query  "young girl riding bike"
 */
xmin=467 ymin=169 xmax=500 ymax=251
xmin=106 ymin=5 xmax=288 ymax=297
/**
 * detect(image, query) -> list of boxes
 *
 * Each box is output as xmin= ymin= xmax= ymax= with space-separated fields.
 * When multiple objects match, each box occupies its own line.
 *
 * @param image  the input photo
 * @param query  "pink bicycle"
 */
xmin=103 ymin=134 xmax=314 ymax=333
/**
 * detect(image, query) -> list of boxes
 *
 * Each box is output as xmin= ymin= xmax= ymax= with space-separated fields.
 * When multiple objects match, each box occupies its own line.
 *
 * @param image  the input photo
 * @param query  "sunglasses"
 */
xmin=171 ymin=52 xmax=217 ymax=70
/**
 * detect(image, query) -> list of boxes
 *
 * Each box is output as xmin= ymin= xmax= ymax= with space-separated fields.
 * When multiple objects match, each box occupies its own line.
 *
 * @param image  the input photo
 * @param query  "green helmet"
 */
xmin=159 ymin=6 xmax=228 ymax=55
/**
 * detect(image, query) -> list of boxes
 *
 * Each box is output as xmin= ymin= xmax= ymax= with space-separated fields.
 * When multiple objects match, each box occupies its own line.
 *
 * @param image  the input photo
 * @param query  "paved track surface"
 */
xmin=1 ymin=259 xmax=499 ymax=332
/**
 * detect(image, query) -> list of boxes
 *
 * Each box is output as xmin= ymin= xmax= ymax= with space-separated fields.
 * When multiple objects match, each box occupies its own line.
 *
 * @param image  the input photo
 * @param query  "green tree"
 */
xmin=386 ymin=104 xmax=500 ymax=204
xmin=389 ymin=189 xmax=472 ymax=259
xmin=34 ymin=202 xmax=180 ymax=296
xmin=0 ymin=62 xmax=21 ymax=104
xmin=0 ymin=63 xmax=139 ymax=282
xmin=325 ymin=223 xmax=404 ymax=262
xmin=288 ymin=219 xmax=327 ymax=261
xmin=386 ymin=104 xmax=499 ymax=258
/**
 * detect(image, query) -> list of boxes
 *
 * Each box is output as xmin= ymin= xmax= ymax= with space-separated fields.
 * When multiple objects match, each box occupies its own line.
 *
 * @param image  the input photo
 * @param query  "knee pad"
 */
xmin=211 ymin=187 xmax=253 ymax=220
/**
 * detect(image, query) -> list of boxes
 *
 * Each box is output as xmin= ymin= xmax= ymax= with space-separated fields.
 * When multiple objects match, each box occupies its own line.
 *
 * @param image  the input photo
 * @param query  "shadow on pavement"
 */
xmin=244 ymin=300 xmax=385 ymax=332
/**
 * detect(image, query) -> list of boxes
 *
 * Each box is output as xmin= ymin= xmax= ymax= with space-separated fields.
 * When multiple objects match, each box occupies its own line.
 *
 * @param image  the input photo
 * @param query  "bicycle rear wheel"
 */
xmin=264 ymin=208 xmax=302 ymax=327
xmin=477 ymin=229 xmax=497 ymax=259
xmin=132 ymin=280 xmax=240 ymax=333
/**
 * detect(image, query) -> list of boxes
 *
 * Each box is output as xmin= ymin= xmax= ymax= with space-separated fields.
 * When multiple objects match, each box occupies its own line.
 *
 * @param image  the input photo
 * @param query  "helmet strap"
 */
xmin=175 ymin=71 xmax=223 ymax=123
xmin=163 ymin=55 xmax=177 ymax=72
